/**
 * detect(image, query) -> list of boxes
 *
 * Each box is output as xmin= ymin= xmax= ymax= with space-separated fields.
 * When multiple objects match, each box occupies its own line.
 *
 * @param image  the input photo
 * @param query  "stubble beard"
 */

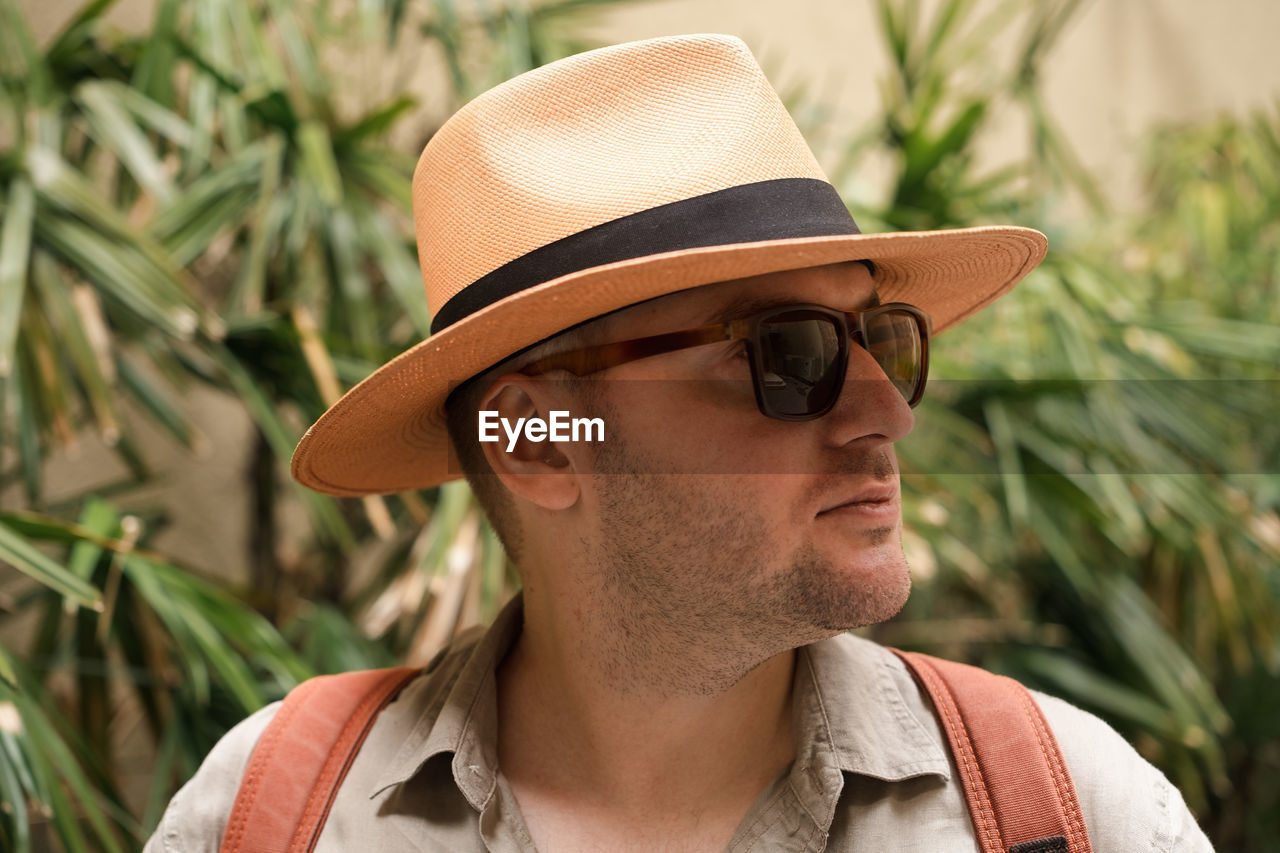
xmin=581 ymin=411 xmax=912 ymax=698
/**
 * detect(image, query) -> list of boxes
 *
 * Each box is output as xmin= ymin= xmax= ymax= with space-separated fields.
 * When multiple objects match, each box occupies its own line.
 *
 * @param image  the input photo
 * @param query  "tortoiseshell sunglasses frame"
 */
xmin=520 ymin=302 xmax=931 ymax=421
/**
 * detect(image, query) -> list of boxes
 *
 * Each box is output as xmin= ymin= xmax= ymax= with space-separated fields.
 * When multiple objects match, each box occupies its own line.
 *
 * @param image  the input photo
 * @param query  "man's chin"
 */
xmin=775 ymin=551 xmax=911 ymax=641
xmin=831 ymin=545 xmax=912 ymax=619
xmin=820 ymin=584 xmax=910 ymax=634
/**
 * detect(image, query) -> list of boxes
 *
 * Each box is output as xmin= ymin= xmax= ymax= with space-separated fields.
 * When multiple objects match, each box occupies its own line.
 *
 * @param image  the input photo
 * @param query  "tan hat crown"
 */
xmin=413 ymin=34 xmax=832 ymax=331
xmin=292 ymin=34 xmax=1047 ymax=496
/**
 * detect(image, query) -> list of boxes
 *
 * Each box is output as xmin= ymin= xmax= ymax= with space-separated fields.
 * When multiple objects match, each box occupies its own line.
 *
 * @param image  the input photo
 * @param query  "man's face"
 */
xmin=552 ymin=262 xmax=916 ymax=688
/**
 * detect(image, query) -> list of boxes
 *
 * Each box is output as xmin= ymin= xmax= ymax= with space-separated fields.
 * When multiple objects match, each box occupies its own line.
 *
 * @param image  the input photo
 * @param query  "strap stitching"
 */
xmin=290 ymin=670 xmax=417 ymax=852
xmin=221 ymin=678 xmax=318 ymax=853
xmin=1018 ymin=691 xmax=1080 ymax=845
xmin=1014 ymin=688 xmax=1092 ymax=853
xmin=911 ymin=655 xmax=1003 ymax=853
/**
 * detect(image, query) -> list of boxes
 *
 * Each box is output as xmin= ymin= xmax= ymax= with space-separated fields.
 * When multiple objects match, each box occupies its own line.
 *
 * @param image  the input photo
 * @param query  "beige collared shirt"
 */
xmin=146 ymin=597 xmax=1212 ymax=852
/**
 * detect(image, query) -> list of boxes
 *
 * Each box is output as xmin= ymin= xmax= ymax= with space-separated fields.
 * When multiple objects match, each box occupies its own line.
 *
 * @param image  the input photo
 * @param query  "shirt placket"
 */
xmin=726 ymin=649 xmax=845 ymax=852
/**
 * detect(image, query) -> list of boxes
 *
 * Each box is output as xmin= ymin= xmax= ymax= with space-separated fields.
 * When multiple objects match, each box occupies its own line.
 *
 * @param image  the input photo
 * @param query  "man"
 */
xmin=148 ymin=34 xmax=1211 ymax=852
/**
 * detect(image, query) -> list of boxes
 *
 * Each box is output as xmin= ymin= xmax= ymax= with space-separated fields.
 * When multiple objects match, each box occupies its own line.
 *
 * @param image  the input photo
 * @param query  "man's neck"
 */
xmin=495 ymin=592 xmax=797 ymax=849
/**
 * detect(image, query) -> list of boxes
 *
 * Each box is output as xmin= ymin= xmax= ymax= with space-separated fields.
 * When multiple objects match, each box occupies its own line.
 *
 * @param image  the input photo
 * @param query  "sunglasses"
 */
xmin=522 ymin=301 xmax=931 ymax=420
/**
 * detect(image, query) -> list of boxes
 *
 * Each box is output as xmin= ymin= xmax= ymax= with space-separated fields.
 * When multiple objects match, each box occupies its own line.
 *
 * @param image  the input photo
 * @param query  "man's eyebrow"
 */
xmin=702 ymin=289 xmax=882 ymax=325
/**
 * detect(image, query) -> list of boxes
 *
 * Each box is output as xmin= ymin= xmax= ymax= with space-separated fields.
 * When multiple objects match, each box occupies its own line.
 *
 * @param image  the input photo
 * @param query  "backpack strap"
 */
xmin=217 ymin=654 xmax=1092 ymax=852
xmin=893 ymin=650 xmax=1093 ymax=853
xmin=219 ymin=666 xmax=421 ymax=853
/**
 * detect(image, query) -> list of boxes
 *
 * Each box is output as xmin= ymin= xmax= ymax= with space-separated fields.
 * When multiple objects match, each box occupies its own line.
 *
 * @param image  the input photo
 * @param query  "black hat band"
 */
xmin=429 ymin=177 xmax=861 ymax=334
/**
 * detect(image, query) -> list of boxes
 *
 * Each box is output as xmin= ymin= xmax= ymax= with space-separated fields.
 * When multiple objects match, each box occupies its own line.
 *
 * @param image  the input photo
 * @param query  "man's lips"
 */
xmin=817 ymin=482 xmax=899 ymax=516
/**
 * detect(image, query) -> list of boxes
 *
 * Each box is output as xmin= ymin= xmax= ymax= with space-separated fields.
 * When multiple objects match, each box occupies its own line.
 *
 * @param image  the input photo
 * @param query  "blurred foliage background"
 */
xmin=0 ymin=0 xmax=1276 ymax=850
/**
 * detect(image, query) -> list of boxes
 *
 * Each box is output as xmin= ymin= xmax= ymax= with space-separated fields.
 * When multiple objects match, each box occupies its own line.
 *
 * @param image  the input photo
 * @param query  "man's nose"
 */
xmin=823 ymin=344 xmax=916 ymax=445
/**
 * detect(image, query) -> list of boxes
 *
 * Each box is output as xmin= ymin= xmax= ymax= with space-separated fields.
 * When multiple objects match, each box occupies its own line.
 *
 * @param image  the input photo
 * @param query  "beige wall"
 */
xmin=586 ymin=0 xmax=1280 ymax=207
xmin=23 ymin=0 xmax=1280 ymax=205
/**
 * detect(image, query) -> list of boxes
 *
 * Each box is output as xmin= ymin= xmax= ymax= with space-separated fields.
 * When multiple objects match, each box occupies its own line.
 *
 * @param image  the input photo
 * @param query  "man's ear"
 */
xmin=476 ymin=374 xmax=580 ymax=511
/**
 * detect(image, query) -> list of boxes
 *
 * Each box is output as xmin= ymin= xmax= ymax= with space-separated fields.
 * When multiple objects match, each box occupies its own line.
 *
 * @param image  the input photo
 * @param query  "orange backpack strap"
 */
xmin=219 ymin=666 xmax=421 ymax=853
xmin=893 ymin=650 xmax=1093 ymax=853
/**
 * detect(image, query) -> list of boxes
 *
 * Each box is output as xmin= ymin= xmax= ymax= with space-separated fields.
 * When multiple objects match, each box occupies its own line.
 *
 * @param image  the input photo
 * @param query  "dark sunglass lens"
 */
xmin=864 ymin=310 xmax=923 ymax=402
xmin=757 ymin=312 xmax=843 ymax=416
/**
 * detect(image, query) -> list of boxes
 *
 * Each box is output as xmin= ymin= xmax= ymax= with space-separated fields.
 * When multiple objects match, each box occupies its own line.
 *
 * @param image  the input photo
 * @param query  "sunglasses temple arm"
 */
xmin=522 ymin=324 xmax=739 ymax=376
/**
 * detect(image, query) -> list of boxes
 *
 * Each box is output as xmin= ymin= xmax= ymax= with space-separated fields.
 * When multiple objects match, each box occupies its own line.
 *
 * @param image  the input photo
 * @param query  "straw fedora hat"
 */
xmin=291 ymin=33 xmax=1046 ymax=496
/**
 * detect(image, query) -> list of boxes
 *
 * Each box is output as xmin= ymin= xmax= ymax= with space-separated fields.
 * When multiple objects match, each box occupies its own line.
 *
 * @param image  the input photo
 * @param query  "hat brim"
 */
xmin=291 ymin=225 xmax=1046 ymax=496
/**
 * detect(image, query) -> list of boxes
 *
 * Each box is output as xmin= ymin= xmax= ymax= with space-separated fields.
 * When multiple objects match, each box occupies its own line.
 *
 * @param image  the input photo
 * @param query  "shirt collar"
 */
xmin=370 ymin=594 xmax=525 ymax=807
xmin=798 ymin=632 xmax=951 ymax=783
xmin=371 ymin=596 xmax=949 ymax=809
